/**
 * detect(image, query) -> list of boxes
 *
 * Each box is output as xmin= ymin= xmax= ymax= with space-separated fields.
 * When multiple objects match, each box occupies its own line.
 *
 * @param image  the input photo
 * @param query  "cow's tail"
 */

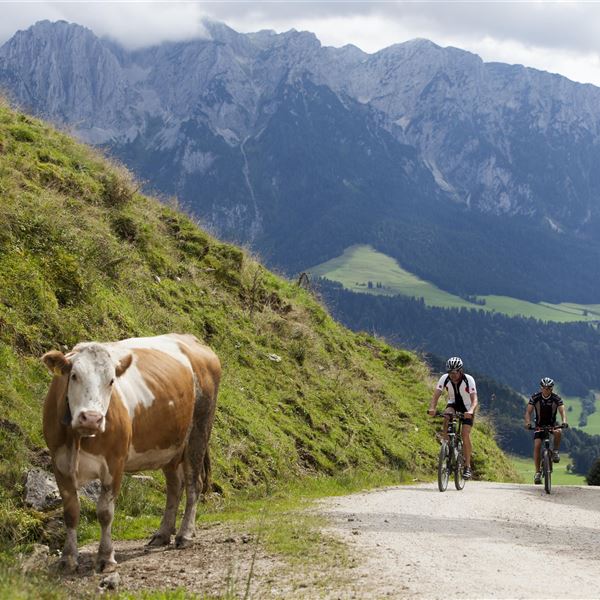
xmin=201 ymin=449 xmax=211 ymax=495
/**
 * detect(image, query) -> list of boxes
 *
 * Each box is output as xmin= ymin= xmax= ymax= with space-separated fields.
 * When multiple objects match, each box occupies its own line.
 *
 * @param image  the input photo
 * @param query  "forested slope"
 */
xmin=318 ymin=279 xmax=600 ymax=396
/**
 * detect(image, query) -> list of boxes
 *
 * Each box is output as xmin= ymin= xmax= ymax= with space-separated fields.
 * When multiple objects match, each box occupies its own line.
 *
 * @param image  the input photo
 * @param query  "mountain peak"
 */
xmin=201 ymin=18 xmax=241 ymax=42
xmin=21 ymin=19 xmax=97 ymax=41
xmin=281 ymin=28 xmax=320 ymax=46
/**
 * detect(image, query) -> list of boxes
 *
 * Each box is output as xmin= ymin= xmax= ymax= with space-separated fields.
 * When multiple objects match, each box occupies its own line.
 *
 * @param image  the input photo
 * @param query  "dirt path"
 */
xmin=321 ymin=481 xmax=600 ymax=599
xmin=56 ymin=482 xmax=600 ymax=598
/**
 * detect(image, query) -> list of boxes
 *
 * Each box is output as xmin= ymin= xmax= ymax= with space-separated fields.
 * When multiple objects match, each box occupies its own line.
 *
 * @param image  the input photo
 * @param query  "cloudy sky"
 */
xmin=2 ymin=1 xmax=600 ymax=86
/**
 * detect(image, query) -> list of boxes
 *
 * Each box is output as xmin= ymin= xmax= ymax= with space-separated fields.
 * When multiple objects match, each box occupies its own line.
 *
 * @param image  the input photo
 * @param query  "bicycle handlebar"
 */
xmin=431 ymin=411 xmax=467 ymax=419
xmin=526 ymin=423 xmax=569 ymax=431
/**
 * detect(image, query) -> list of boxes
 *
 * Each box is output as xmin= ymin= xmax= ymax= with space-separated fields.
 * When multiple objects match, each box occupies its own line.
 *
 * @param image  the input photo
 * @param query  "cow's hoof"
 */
xmin=175 ymin=535 xmax=193 ymax=549
xmin=147 ymin=532 xmax=171 ymax=547
xmin=59 ymin=556 xmax=78 ymax=574
xmin=96 ymin=558 xmax=118 ymax=573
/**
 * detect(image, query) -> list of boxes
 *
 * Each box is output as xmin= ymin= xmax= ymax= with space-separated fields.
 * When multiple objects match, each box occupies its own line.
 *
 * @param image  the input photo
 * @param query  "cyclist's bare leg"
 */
xmin=462 ymin=424 xmax=472 ymax=468
xmin=553 ymin=429 xmax=562 ymax=451
xmin=441 ymin=416 xmax=450 ymax=443
xmin=533 ymin=438 xmax=542 ymax=471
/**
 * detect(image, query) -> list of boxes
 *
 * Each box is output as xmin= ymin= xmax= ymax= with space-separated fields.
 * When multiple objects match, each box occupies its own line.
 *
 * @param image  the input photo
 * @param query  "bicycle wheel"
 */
xmin=438 ymin=442 xmax=450 ymax=492
xmin=454 ymin=441 xmax=466 ymax=490
xmin=543 ymin=449 xmax=552 ymax=494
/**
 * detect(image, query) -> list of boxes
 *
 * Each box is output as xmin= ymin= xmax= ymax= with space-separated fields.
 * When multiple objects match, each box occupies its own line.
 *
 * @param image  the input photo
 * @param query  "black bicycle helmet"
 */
xmin=446 ymin=356 xmax=463 ymax=371
xmin=540 ymin=377 xmax=554 ymax=388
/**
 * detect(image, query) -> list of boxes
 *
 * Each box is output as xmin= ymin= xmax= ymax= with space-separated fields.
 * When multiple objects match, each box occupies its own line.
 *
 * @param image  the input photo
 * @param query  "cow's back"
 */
xmin=113 ymin=335 xmax=219 ymax=472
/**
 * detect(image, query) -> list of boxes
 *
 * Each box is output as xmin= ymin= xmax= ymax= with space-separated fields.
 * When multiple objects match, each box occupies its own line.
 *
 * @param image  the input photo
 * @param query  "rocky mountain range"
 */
xmin=3 ymin=19 xmax=600 ymax=302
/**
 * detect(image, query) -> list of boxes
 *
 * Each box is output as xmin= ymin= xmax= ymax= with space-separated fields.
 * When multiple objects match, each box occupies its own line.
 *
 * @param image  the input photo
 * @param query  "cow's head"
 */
xmin=42 ymin=343 xmax=132 ymax=435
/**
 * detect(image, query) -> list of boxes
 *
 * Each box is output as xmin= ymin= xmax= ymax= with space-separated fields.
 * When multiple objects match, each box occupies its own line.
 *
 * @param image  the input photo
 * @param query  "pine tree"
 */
xmin=586 ymin=458 xmax=600 ymax=485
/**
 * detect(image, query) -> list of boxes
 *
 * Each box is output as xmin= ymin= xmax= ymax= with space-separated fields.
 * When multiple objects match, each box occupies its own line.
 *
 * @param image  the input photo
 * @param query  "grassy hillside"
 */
xmin=0 ymin=101 xmax=515 ymax=556
xmin=309 ymin=245 xmax=600 ymax=322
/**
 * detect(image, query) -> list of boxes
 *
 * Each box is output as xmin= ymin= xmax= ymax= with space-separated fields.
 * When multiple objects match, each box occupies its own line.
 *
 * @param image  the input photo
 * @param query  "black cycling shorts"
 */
xmin=444 ymin=406 xmax=474 ymax=427
xmin=534 ymin=422 xmax=558 ymax=440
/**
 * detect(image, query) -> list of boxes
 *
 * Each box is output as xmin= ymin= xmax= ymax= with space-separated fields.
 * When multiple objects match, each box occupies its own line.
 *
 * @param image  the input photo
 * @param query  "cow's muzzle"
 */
xmin=74 ymin=411 xmax=104 ymax=433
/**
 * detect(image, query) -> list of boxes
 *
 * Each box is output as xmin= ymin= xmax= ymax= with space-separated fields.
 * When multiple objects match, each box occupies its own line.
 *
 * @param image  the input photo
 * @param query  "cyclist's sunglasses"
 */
xmin=447 ymin=369 xmax=462 ymax=375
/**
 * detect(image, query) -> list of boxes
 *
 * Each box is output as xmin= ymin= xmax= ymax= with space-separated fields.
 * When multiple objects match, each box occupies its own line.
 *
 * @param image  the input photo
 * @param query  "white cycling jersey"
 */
xmin=436 ymin=373 xmax=477 ymax=412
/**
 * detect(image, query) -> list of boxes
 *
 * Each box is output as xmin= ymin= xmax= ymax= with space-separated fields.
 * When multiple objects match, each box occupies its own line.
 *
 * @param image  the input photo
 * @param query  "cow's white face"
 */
xmin=67 ymin=345 xmax=117 ymax=433
xmin=43 ymin=343 xmax=132 ymax=435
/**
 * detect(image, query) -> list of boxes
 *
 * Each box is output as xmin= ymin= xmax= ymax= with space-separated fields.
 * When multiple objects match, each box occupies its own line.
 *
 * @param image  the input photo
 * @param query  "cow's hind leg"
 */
xmin=175 ymin=374 xmax=217 ymax=548
xmin=175 ymin=440 xmax=202 ymax=548
xmin=148 ymin=463 xmax=184 ymax=547
xmin=175 ymin=393 xmax=210 ymax=548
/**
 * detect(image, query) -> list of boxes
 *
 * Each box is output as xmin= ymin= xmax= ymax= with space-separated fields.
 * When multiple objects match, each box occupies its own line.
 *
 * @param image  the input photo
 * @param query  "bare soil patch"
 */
xmin=54 ymin=521 xmax=362 ymax=599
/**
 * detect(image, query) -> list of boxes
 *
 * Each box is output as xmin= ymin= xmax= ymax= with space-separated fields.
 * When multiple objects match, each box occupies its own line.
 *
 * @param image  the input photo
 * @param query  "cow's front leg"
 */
xmin=55 ymin=471 xmax=80 ymax=573
xmin=148 ymin=463 xmax=183 ymax=547
xmin=96 ymin=461 xmax=124 ymax=573
xmin=95 ymin=482 xmax=119 ymax=572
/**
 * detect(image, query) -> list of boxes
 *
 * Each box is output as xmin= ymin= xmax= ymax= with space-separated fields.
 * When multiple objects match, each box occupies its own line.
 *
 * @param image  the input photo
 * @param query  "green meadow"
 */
xmin=562 ymin=392 xmax=600 ymax=436
xmin=509 ymin=453 xmax=585 ymax=485
xmin=309 ymin=245 xmax=600 ymax=323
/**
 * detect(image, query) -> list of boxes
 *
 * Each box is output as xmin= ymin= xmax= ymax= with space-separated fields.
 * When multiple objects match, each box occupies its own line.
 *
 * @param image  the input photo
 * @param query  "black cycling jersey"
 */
xmin=528 ymin=392 xmax=563 ymax=426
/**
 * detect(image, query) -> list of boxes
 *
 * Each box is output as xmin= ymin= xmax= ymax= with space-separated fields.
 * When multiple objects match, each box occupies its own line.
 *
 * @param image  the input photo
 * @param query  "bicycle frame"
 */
xmin=437 ymin=412 xmax=466 ymax=492
xmin=532 ymin=424 xmax=565 ymax=495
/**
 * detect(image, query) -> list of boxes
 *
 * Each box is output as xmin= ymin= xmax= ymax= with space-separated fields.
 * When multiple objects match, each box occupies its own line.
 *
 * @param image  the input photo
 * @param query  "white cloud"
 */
xmin=2 ymin=1 xmax=600 ymax=85
xmin=50 ymin=2 xmax=209 ymax=48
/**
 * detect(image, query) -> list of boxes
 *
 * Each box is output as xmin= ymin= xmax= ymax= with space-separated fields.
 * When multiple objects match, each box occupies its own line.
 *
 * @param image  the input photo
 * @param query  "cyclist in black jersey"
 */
xmin=524 ymin=377 xmax=568 ymax=484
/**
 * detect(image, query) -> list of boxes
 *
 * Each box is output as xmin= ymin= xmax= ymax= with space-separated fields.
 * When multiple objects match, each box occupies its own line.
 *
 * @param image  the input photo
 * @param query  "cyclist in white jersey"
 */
xmin=428 ymin=356 xmax=478 ymax=479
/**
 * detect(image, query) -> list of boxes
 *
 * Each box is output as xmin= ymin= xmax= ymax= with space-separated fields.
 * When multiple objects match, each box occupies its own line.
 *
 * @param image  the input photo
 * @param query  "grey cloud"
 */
xmin=196 ymin=2 xmax=600 ymax=54
xmin=2 ymin=1 xmax=600 ymax=53
xmin=391 ymin=3 xmax=600 ymax=55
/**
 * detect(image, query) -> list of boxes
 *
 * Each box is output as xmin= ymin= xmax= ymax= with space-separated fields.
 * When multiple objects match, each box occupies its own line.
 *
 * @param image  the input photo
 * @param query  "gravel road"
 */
xmin=321 ymin=481 xmax=600 ymax=599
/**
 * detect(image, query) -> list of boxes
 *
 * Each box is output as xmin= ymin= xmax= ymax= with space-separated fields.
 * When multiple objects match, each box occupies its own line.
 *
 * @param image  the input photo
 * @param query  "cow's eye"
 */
xmin=71 ymin=373 xmax=77 ymax=381
xmin=109 ymin=379 xmax=114 ymax=386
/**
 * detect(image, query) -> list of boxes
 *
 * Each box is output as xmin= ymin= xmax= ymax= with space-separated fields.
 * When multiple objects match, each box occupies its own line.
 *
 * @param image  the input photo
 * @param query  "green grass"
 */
xmin=0 ymin=565 xmax=66 ymax=600
xmin=509 ymin=453 xmax=586 ymax=485
xmin=309 ymin=245 xmax=600 ymax=322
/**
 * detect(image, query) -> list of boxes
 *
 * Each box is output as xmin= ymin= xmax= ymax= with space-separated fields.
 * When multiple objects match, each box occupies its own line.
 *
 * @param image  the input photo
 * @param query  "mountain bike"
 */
xmin=528 ymin=423 xmax=568 ymax=494
xmin=436 ymin=411 xmax=466 ymax=492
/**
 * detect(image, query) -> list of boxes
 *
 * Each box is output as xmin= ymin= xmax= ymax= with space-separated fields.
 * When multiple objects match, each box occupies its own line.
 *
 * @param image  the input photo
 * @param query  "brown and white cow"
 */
xmin=41 ymin=333 xmax=220 ymax=573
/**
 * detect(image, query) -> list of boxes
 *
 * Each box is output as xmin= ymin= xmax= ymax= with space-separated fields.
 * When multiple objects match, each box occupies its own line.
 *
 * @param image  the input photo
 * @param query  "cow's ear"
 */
xmin=42 ymin=351 xmax=71 ymax=376
xmin=115 ymin=352 xmax=133 ymax=377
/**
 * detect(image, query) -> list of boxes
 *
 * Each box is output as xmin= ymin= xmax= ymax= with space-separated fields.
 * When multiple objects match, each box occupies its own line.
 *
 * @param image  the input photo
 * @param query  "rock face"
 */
xmin=24 ymin=468 xmax=61 ymax=511
xmin=3 ymin=19 xmax=600 ymax=300
xmin=24 ymin=468 xmax=101 ymax=511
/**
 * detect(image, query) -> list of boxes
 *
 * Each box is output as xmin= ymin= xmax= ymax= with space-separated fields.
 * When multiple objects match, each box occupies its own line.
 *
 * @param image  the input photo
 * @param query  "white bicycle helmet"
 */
xmin=540 ymin=377 xmax=554 ymax=388
xmin=446 ymin=356 xmax=463 ymax=371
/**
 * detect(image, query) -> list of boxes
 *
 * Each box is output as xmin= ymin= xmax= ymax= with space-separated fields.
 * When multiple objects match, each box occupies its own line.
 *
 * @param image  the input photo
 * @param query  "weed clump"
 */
xmin=101 ymin=170 xmax=134 ymax=207
xmin=0 ymin=503 xmax=43 ymax=550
